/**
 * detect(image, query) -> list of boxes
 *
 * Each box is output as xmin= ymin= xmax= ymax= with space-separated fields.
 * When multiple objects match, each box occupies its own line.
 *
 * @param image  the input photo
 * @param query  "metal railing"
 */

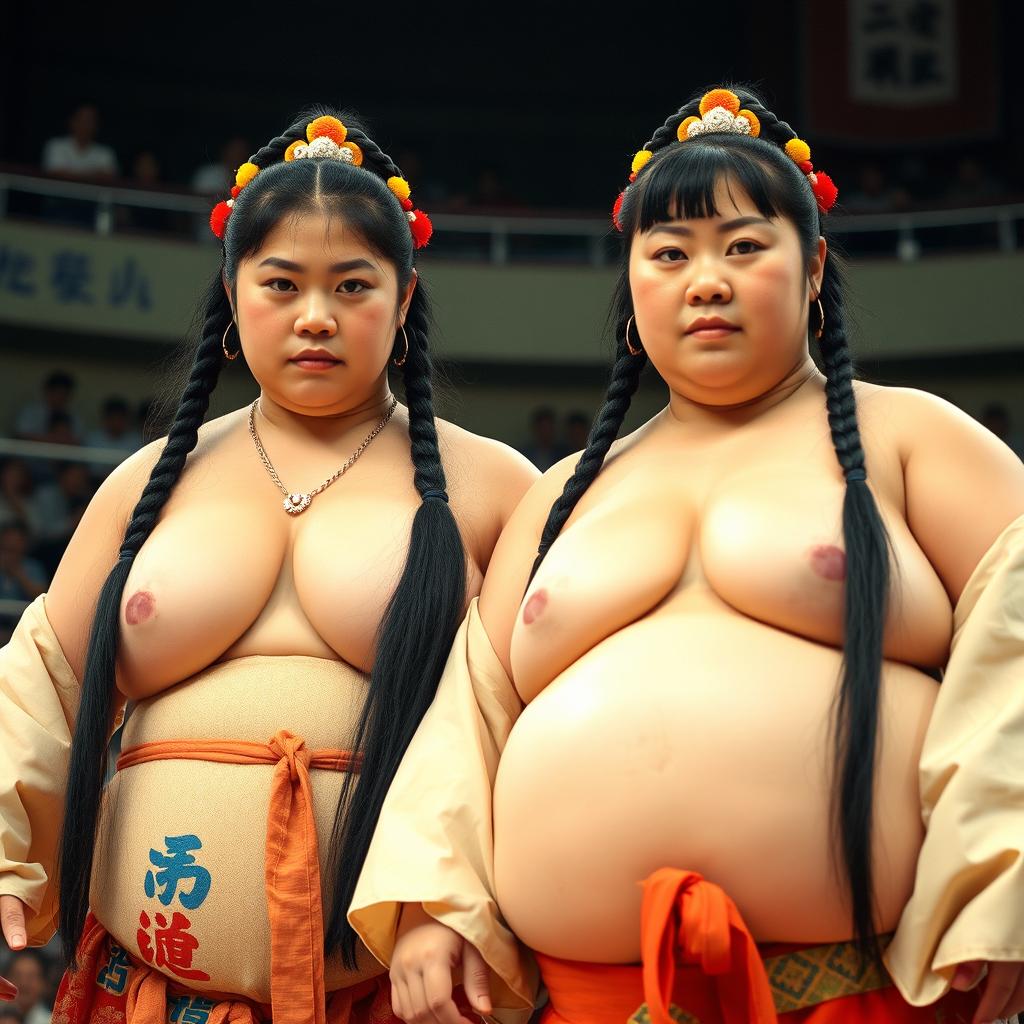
xmin=2 ymin=169 xmax=1023 ymax=265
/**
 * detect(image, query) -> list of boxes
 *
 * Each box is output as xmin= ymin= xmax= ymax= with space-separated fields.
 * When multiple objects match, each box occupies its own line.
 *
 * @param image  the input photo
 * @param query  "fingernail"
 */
xmin=10 ymin=933 xmax=25 ymax=949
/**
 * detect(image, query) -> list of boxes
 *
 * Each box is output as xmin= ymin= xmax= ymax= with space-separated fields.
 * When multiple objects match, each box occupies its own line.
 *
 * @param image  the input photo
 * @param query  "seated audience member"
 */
xmin=14 ymin=372 xmax=84 ymax=443
xmin=32 ymin=462 xmax=93 ymax=542
xmin=0 ymin=522 xmax=47 ymax=603
xmin=41 ymin=104 xmax=118 ymax=179
xmin=0 ymin=459 xmax=41 ymax=536
xmin=4 ymin=950 xmax=52 ymax=1024
xmin=85 ymin=395 xmax=143 ymax=476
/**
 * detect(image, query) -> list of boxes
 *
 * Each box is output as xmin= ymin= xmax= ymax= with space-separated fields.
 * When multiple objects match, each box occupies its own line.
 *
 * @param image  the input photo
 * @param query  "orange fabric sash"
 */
xmin=640 ymin=868 xmax=778 ymax=1023
xmin=114 ymin=729 xmax=362 ymax=1024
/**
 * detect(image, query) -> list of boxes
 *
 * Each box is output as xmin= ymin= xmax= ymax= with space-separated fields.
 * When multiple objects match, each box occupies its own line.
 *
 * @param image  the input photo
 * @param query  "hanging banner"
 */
xmin=805 ymin=0 xmax=998 ymax=144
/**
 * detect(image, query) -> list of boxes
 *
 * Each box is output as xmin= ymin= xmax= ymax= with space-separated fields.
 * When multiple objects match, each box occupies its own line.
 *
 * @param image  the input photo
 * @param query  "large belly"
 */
xmin=493 ymin=612 xmax=936 ymax=963
xmin=91 ymin=655 xmax=382 ymax=1001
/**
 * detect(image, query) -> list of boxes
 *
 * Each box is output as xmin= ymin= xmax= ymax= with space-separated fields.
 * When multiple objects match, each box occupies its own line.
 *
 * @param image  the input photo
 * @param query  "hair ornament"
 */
xmin=610 ymin=87 xmax=839 ymax=230
xmin=209 ymin=117 xmax=432 ymax=248
xmin=677 ymin=90 xmax=762 ymax=141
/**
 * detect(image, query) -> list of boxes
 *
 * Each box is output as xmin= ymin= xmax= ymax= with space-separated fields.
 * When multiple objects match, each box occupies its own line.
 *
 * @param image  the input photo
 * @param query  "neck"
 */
xmin=665 ymin=354 xmax=823 ymax=433
xmin=255 ymin=384 xmax=397 ymax=445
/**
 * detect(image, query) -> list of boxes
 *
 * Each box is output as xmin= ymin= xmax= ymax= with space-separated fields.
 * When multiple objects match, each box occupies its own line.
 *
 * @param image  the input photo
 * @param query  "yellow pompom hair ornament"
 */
xmin=631 ymin=150 xmax=653 ymax=174
xmin=284 ymin=140 xmax=305 ymax=162
xmin=699 ymin=89 xmax=741 ymax=116
xmin=387 ymin=176 xmax=411 ymax=202
xmin=307 ymin=116 xmax=347 ymax=145
xmin=235 ymin=162 xmax=260 ymax=188
xmin=784 ymin=138 xmax=811 ymax=164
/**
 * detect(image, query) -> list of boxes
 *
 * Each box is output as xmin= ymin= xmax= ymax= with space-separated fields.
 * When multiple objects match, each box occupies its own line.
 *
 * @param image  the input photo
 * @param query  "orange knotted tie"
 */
xmin=640 ymin=867 xmax=778 ymax=1024
xmin=116 ymin=728 xmax=362 ymax=1024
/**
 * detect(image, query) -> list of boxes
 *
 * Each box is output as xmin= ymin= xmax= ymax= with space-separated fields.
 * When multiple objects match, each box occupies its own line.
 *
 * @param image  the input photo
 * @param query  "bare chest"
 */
xmin=510 ymin=425 xmax=952 ymax=701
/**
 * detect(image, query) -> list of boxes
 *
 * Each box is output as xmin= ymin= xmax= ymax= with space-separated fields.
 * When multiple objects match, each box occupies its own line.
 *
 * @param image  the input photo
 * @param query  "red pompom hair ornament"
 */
xmin=810 ymin=170 xmax=838 ymax=213
xmin=612 ymin=191 xmax=625 ymax=230
xmin=209 ymin=201 xmax=232 ymax=240
xmin=407 ymin=209 xmax=433 ymax=249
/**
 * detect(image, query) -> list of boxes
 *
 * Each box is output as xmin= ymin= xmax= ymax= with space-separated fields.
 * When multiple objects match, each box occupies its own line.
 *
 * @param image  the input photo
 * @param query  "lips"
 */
xmin=685 ymin=317 xmax=738 ymax=334
xmin=290 ymin=348 xmax=341 ymax=364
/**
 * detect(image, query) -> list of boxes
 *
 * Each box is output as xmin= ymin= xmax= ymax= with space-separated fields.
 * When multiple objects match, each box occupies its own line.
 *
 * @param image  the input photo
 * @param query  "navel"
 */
xmin=809 ymin=545 xmax=847 ymax=582
xmin=522 ymin=588 xmax=548 ymax=625
xmin=125 ymin=590 xmax=156 ymax=625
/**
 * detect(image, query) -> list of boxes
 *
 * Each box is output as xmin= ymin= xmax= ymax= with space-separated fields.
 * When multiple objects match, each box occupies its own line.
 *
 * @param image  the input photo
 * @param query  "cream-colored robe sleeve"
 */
xmin=0 ymin=595 xmax=80 ymax=946
xmin=348 ymin=597 xmax=537 ymax=1023
xmin=885 ymin=512 xmax=1024 ymax=1004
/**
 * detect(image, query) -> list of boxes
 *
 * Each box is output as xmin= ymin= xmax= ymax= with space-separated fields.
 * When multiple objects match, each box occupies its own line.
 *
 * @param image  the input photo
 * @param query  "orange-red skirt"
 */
xmin=535 ymin=869 xmax=980 ymax=1024
xmin=51 ymin=913 xmax=399 ymax=1024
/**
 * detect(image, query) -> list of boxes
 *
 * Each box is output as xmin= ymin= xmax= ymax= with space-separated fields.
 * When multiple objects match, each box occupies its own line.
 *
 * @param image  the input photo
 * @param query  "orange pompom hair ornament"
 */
xmin=699 ymin=89 xmax=740 ymax=116
xmin=306 ymin=116 xmax=347 ymax=145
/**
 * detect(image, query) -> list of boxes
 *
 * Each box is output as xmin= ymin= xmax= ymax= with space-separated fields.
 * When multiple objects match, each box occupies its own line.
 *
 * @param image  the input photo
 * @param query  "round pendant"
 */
xmin=283 ymin=492 xmax=311 ymax=515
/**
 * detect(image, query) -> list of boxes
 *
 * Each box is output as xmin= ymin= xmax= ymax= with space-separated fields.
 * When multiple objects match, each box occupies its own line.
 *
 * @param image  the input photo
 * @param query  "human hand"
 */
xmin=950 ymin=959 xmax=1024 ymax=1023
xmin=390 ymin=904 xmax=492 ymax=1024
xmin=0 ymin=893 xmax=29 ymax=1001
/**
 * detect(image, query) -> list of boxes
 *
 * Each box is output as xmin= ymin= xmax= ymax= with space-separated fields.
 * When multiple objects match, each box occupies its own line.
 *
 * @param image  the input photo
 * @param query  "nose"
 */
xmin=685 ymin=258 xmax=732 ymax=306
xmin=294 ymin=294 xmax=337 ymax=338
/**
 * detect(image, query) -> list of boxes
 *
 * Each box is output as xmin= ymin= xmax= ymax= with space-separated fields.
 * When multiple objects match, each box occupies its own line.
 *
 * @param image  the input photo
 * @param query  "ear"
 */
xmin=398 ymin=268 xmax=418 ymax=326
xmin=808 ymin=236 xmax=827 ymax=299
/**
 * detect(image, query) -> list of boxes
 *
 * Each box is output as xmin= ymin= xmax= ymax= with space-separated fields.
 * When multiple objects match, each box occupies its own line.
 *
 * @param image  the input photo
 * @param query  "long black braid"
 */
xmin=530 ymin=86 xmax=891 ymax=961
xmin=58 ymin=283 xmax=230 ymax=965
xmin=58 ymin=105 xmax=466 ymax=972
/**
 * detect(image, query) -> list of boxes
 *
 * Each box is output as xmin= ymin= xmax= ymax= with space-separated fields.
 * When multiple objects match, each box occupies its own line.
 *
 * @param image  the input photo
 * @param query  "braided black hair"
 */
xmin=529 ymin=86 xmax=891 ymax=963
xmin=58 ymin=106 xmax=466 ymax=971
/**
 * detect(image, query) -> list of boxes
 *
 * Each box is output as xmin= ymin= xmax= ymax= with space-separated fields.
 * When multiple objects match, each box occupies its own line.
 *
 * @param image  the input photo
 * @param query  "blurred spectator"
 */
xmin=86 ymin=395 xmax=144 ymax=469
xmin=564 ymin=410 xmax=591 ymax=453
xmin=4 ymin=950 xmax=51 ymax=1024
xmin=0 ymin=1006 xmax=25 ymax=1024
xmin=119 ymin=150 xmax=176 ymax=234
xmin=945 ymin=157 xmax=1003 ymax=208
xmin=192 ymin=136 xmax=251 ymax=196
xmin=41 ymin=104 xmax=118 ymax=180
xmin=14 ymin=372 xmax=84 ymax=443
xmin=0 ymin=523 xmax=47 ymax=602
xmin=33 ymin=462 xmax=94 ymax=543
xmin=0 ymin=459 xmax=41 ymax=535
xmin=521 ymin=406 xmax=564 ymax=470
xmin=979 ymin=402 xmax=1024 ymax=459
xmin=32 ymin=495 xmax=89 ymax=579
xmin=841 ymin=163 xmax=909 ymax=214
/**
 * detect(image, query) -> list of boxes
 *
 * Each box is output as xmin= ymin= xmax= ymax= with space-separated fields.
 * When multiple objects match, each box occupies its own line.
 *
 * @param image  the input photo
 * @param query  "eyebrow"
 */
xmin=649 ymin=216 xmax=774 ymax=237
xmin=257 ymin=257 xmax=377 ymax=273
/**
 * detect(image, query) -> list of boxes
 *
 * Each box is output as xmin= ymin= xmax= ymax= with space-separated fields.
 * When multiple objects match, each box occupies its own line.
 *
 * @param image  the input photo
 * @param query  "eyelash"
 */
xmin=264 ymin=278 xmax=370 ymax=294
xmin=655 ymin=239 xmax=763 ymax=261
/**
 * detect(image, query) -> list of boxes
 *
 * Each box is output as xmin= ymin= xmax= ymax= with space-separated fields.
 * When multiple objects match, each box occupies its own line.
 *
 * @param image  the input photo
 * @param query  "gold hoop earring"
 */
xmin=222 ymin=322 xmax=240 ymax=361
xmin=393 ymin=324 xmax=409 ymax=367
xmin=625 ymin=315 xmax=643 ymax=356
xmin=813 ymin=297 xmax=826 ymax=341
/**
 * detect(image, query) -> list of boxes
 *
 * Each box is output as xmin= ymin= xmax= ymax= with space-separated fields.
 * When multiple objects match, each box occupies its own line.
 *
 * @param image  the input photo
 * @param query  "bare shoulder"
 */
xmin=435 ymin=417 xmax=540 ymax=526
xmin=859 ymin=384 xmax=1024 ymax=600
xmin=45 ymin=408 xmax=247 ymax=678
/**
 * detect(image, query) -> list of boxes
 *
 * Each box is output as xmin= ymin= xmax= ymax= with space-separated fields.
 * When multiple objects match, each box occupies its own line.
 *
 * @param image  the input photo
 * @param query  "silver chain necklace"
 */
xmin=248 ymin=396 xmax=398 ymax=515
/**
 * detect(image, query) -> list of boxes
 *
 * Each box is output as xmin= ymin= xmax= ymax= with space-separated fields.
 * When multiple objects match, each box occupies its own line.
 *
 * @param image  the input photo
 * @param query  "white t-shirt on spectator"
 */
xmin=42 ymin=136 xmax=119 ymax=177
xmin=192 ymin=162 xmax=232 ymax=195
